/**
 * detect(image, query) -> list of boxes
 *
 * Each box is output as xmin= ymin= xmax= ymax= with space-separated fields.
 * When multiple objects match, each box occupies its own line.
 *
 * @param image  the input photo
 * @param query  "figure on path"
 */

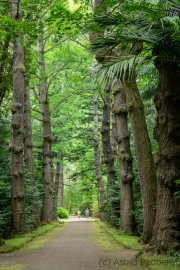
xmin=85 ymin=208 xmax=90 ymax=218
xmin=77 ymin=209 xmax=81 ymax=219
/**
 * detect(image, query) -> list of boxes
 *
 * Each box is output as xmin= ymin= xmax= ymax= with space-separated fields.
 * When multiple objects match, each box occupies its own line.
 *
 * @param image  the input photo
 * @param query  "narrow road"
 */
xmin=0 ymin=216 xmax=137 ymax=270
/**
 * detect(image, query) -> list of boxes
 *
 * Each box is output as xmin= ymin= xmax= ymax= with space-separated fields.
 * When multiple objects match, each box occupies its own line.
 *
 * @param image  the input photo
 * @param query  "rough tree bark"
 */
xmin=148 ymin=62 xmax=180 ymax=252
xmin=37 ymin=33 xmax=53 ymax=223
xmin=90 ymin=0 xmax=118 ymax=225
xmin=10 ymin=0 xmax=27 ymax=234
xmin=57 ymin=152 xmax=64 ymax=207
xmin=101 ymin=84 xmax=117 ymax=225
xmin=52 ymin=152 xmax=62 ymax=220
xmin=52 ymin=151 xmax=64 ymax=219
xmin=124 ymin=76 xmax=157 ymax=243
xmin=112 ymin=78 xmax=135 ymax=233
xmin=93 ymin=94 xmax=106 ymax=221
xmin=24 ymin=74 xmax=40 ymax=228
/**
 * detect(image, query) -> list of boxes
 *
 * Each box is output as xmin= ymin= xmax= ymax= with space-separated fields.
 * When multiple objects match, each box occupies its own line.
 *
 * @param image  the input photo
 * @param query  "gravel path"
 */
xmin=0 ymin=216 xmax=137 ymax=270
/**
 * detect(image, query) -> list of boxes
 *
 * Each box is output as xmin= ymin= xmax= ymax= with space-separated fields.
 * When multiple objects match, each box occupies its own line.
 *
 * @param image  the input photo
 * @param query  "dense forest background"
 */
xmin=0 ymin=0 xmax=180 ymax=255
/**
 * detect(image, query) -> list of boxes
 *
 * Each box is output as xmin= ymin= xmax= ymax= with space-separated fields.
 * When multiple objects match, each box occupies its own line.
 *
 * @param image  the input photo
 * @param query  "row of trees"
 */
xmin=0 ymin=0 xmax=94 ymax=236
xmin=0 ymin=0 xmax=180 ymax=255
xmin=89 ymin=0 xmax=180 ymax=253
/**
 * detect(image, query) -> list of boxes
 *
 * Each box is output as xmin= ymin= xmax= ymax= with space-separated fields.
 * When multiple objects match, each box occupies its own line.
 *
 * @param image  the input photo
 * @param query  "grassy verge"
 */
xmin=93 ymin=220 xmax=180 ymax=270
xmin=0 ymin=264 xmax=25 ymax=270
xmin=92 ymin=219 xmax=125 ymax=252
xmin=93 ymin=220 xmax=142 ymax=251
xmin=0 ymin=221 xmax=65 ymax=253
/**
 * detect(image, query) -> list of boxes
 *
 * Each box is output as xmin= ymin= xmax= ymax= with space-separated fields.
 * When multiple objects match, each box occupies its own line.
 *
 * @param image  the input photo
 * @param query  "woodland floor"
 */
xmin=0 ymin=216 xmax=146 ymax=270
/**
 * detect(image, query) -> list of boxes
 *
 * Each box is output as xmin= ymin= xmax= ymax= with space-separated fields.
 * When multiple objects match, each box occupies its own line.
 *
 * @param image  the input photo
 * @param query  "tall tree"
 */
xmin=10 ymin=0 xmax=27 ymax=234
xmin=93 ymin=93 xmax=106 ymax=221
xmin=24 ymin=53 xmax=40 ymax=228
xmin=52 ymin=152 xmax=63 ymax=219
xmin=147 ymin=0 xmax=180 ymax=253
xmin=37 ymin=32 xmax=53 ymax=223
xmin=91 ymin=0 xmax=180 ymax=251
xmin=56 ymin=151 xmax=64 ymax=208
xmin=90 ymin=0 xmax=118 ymax=226
xmin=124 ymin=75 xmax=156 ymax=242
xmin=91 ymin=2 xmax=157 ymax=243
xmin=112 ymin=78 xmax=135 ymax=233
xmin=101 ymin=83 xmax=117 ymax=225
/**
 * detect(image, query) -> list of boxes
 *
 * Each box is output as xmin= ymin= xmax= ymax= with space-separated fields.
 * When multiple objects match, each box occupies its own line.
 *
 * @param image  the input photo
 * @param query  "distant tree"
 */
xmin=93 ymin=93 xmax=106 ymax=221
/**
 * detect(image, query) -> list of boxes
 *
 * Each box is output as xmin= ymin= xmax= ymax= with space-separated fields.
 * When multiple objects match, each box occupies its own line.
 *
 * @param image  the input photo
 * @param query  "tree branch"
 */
xmin=32 ymin=88 xmax=41 ymax=103
xmin=30 ymin=107 xmax=42 ymax=115
xmin=0 ymin=0 xmax=19 ymax=3
xmin=31 ymin=115 xmax=43 ymax=122
xmin=44 ymin=38 xmax=69 ymax=54
xmin=47 ymin=63 xmax=68 ymax=89
xmin=51 ymin=94 xmax=74 ymax=113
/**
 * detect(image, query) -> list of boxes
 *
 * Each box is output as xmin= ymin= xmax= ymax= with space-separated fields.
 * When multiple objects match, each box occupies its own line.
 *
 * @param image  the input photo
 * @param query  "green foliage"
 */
xmin=0 ymin=118 xmax=11 ymax=238
xmin=57 ymin=207 xmax=69 ymax=219
xmin=175 ymin=180 xmax=180 ymax=198
xmin=0 ymin=0 xmax=151 ymax=242
xmin=46 ymin=0 xmax=91 ymax=37
xmin=0 ymin=180 xmax=11 ymax=239
xmin=168 ymin=252 xmax=180 ymax=266
xmin=24 ymin=171 xmax=35 ymax=229
xmin=24 ymin=170 xmax=43 ymax=229
xmin=131 ymin=141 xmax=144 ymax=236
xmin=131 ymin=200 xmax=143 ymax=236
xmin=78 ymin=198 xmax=93 ymax=216
xmin=90 ymin=0 xmax=180 ymax=83
xmin=91 ymin=201 xmax=99 ymax=217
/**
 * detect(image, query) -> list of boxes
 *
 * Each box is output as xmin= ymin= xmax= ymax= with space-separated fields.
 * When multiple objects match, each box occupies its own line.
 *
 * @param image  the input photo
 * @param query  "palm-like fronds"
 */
xmin=100 ymin=54 xmax=156 ymax=81
xmin=90 ymin=0 xmax=180 ymax=80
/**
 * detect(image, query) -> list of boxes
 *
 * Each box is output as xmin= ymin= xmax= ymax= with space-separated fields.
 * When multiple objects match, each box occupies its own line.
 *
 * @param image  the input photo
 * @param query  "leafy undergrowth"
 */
xmin=0 ymin=222 xmax=65 ymax=253
xmin=138 ymin=255 xmax=180 ymax=270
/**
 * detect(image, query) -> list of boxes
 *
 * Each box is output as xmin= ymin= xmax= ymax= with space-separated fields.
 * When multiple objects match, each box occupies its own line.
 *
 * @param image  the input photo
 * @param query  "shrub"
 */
xmin=57 ymin=207 xmax=69 ymax=219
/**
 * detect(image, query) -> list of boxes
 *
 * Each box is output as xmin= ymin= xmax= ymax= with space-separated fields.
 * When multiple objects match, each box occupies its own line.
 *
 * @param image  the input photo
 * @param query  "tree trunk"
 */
xmin=37 ymin=33 xmax=53 ymax=223
xmin=112 ymin=78 xmax=135 ymax=233
xmin=52 ymin=152 xmax=62 ymax=220
xmin=53 ymin=151 xmax=64 ymax=216
xmin=93 ymin=94 xmax=106 ymax=221
xmin=10 ymin=0 xmax=27 ymax=234
xmin=148 ymin=62 xmax=180 ymax=252
xmin=124 ymin=76 xmax=157 ymax=243
xmin=57 ymin=151 xmax=64 ymax=207
xmin=101 ymin=84 xmax=117 ymax=226
xmin=0 ymin=228 xmax=4 ymax=246
xmin=111 ymin=113 xmax=120 ymax=223
xmin=24 ymin=76 xmax=40 ymax=228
